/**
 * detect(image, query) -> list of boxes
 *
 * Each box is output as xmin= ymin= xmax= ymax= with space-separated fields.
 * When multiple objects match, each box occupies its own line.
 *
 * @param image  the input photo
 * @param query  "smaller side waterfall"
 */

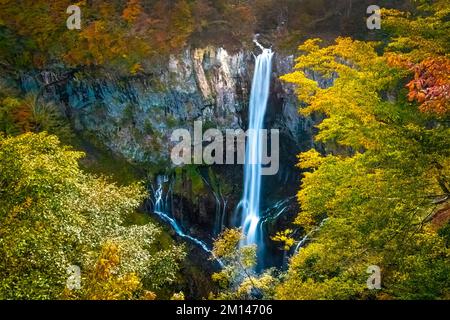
xmin=150 ymin=175 xmax=215 ymax=256
xmin=259 ymin=196 xmax=295 ymax=227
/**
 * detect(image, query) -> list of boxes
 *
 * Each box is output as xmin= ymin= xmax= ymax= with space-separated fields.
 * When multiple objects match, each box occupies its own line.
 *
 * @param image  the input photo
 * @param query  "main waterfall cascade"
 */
xmin=238 ymin=41 xmax=274 ymax=250
xmin=149 ymin=41 xmax=275 ymax=267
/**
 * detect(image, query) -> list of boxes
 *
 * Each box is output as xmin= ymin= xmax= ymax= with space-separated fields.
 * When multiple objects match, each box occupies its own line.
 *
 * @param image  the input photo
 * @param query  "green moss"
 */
xmin=121 ymin=103 xmax=135 ymax=125
xmin=149 ymin=78 xmax=166 ymax=93
xmin=144 ymin=120 xmax=155 ymax=134
xmin=125 ymin=210 xmax=153 ymax=226
xmin=187 ymin=165 xmax=205 ymax=194
xmin=166 ymin=115 xmax=179 ymax=128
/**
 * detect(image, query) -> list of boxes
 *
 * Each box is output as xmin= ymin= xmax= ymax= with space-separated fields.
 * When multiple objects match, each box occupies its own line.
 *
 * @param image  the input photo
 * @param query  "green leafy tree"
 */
xmin=276 ymin=3 xmax=449 ymax=300
xmin=0 ymin=132 xmax=185 ymax=299
xmin=209 ymin=228 xmax=278 ymax=300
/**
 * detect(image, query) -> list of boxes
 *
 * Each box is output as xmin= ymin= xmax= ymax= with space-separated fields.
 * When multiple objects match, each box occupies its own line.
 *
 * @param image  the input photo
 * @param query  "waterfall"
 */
xmin=151 ymin=176 xmax=213 ymax=255
xmin=294 ymin=218 xmax=329 ymax=253
xmin=259 ymin=196 xmax=295 ymax=227
xmin=239 ymin=41 xmax=274 ymax=247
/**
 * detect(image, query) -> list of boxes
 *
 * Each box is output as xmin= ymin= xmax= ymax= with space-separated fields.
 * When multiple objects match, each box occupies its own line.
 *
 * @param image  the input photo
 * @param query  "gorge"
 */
xmin=18 ymin=43 xmax=314 ymax=275
xmin=2 ymin=0 xmax=447 ymax=301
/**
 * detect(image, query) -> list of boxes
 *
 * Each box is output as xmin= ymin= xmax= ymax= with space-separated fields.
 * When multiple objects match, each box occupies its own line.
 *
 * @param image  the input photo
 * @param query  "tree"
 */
xmin=209 ymin=228 xmax=278 ymax=300
xmin=148 ymin=0 xmax=195 ymax=53
xmin=277 ymin=13 xmax=449 ymax=298
xmin=0 ymin=0 xmax=152 ymax=73
xmin=0 ymin=0 xmax=71 ymax=68
xmin=0 ymin=94 xmax=73 ymax=141
xmin=0 ymin=132 xmax=185 ymax=299
xmin=383 ymin=1 xmax=450 ymax=115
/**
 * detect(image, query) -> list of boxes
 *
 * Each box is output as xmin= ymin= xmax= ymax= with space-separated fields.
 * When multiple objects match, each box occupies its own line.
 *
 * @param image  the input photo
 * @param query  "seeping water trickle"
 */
xmin=152 ymin=175 xmax=213 ymax=255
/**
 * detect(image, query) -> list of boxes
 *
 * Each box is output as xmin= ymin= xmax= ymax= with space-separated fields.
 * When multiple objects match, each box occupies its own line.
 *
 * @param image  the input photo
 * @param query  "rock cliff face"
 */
xmin=20 ymin=46 xmax=313 ymax=165
xmin=20 ymin=46 xmax=318 ymax=266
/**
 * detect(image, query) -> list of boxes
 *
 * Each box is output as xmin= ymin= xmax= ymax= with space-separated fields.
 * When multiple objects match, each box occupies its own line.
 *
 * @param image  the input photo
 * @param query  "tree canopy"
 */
xmin=0 ymin=0 xmax=411 ymax=73
xmin=0 ymin=132 xmax=185 ymax=299
xmin=276 ymin=1 xmax=450 ymax=300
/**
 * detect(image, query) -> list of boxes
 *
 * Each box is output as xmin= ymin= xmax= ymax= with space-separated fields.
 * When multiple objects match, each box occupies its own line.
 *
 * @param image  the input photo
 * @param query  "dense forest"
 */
xmin=0 ymin=0 xmax=449 ymax=300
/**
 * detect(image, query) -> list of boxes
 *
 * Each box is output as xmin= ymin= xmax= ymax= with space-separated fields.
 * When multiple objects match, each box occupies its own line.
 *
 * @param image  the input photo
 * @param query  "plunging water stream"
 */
xmin=239 ymin=41 xmax=274 ymax=248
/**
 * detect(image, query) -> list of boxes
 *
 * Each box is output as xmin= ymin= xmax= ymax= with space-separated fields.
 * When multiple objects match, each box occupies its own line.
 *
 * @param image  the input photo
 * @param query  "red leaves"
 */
xmin=387 ymin=53 xmax=450 ymax=115
xmin=11 ymin=101 xmax=33 ymax=133
xmin=405 ymin=57 xmax=450 ymax=115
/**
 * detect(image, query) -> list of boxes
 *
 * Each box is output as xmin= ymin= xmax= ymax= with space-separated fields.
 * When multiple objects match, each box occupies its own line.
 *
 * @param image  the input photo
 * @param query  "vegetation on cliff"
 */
xmin=0 ymin=0 xmax=409 ymax=73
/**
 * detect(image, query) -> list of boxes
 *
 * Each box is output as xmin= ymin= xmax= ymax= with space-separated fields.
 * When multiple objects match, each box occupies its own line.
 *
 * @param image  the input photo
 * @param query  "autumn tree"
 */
xmin=0 ymin=94 xmax=72 ymax=141
xmin=209 ymin=229 xmax=278 ymax=300
xmin=277 ymin=5 xmax=449 ymax=298
xmin=0 ymin=0 xmax=71 ymax=68
xmin=0 ymin=0 xmax=194 ymax=71
xmin=383 ymin=0 xmax=450 ymax=115
xmin=0 ymin=132 xmax=185 ymax=299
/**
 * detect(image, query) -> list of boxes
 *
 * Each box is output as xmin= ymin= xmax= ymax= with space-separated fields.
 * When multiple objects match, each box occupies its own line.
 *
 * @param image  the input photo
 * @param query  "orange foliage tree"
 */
xmin=383 ymin=2 xmax=450 ymax=116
